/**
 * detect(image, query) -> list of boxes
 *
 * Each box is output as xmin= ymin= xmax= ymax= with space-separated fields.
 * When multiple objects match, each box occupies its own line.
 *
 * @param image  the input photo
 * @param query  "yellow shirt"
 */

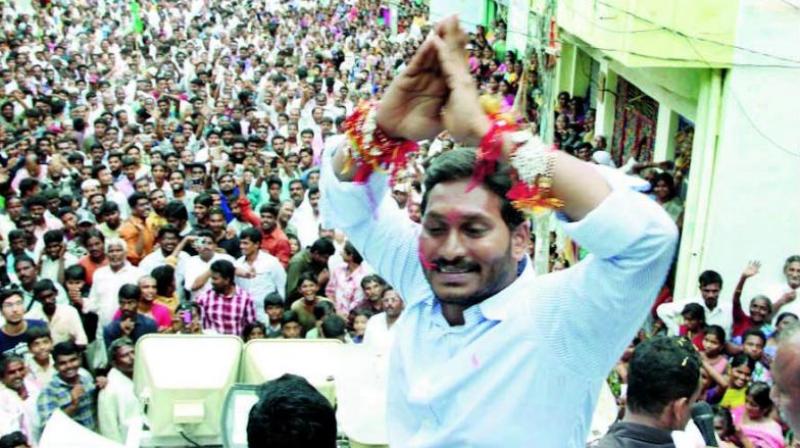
xmin=155 ymin=294 xmax=180 ymax=315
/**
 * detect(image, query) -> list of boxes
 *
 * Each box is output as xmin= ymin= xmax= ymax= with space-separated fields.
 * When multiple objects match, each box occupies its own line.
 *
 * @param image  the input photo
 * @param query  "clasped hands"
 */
xmin=376 ymin=16 xmax=492 ymax=146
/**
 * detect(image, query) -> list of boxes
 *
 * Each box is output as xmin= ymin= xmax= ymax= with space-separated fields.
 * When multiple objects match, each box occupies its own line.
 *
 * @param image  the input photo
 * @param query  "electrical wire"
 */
xmin=178 ymin=430 xmax=202 ymax=447
xmin=595 ymin=0 xmax=800 ymax=66
xmin=681 ymin=34 xmax=800 ymax=158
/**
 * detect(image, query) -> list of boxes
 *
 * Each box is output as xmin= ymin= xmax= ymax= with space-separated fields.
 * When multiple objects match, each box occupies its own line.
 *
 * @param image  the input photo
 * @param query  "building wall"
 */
xmin=676 ymin=0 xmax=800 ymax=303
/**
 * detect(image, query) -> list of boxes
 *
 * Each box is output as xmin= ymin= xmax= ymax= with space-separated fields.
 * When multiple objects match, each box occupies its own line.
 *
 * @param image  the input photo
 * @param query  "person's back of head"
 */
xmin=247 ymin=373 xmax=336 ymax=448
xmin=625 ymin=336 xmax=701 ymax=430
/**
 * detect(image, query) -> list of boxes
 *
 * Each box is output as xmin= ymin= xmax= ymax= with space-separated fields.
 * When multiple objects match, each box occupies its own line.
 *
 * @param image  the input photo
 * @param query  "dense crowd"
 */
xmin=0 ymin=0 xmax=796 ymax=446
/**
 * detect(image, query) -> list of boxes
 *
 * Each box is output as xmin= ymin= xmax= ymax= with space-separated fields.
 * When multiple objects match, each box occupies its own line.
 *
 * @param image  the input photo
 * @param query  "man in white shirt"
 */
xmin=40 ymin=229 xmax=79 ymax=286
xmin=88 ymin=238 xmax=142 ymax=328
xmin=31 ymin=279 xmax=87 ymax=347
xmin=656 ymin=270 xmax=733 ymax=337
xmin=98 ymin=337 xmax=140 ymax=444
xmin=767 ymin=255 xmax=800 ymax=324
xmin=236 ymin=228 xmax=286 ymax=324
xmin=183 ymin=230 xmax=237 ymax=300
xmin=363 ymin=287 xmax=404 ymax=356
xmin=319 ymin=18 xmax=677 ymax=446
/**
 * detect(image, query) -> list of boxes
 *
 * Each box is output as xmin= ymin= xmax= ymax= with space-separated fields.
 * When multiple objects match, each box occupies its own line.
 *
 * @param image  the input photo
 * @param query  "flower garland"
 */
xmin=342 ymin=100 xmax=419 ymax=185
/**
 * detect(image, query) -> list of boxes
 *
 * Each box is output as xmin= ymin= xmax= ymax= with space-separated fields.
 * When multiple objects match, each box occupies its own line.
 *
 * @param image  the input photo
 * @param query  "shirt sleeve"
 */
xmin=319 ymin=143 xmax=431 ymax=306
xmin=532 ymin=167 xmax=679 ymax=377
xmin=97 ymin=388 xmax=123 ymax=442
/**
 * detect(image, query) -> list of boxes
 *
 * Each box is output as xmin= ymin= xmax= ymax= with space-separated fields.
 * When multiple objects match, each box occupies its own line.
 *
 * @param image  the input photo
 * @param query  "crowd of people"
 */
xmin=0 ymin=0 xmax=795 ymax=446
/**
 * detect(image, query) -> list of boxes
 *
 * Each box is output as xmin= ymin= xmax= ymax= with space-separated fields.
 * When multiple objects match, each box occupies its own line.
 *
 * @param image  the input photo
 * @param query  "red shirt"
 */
xmin=78 ymin=256 xmax=109 ymax=286
xmin=237 ymin=197 xmax=291 ymax=267
xmin=196 ymin=286 xmax=256 ymax=336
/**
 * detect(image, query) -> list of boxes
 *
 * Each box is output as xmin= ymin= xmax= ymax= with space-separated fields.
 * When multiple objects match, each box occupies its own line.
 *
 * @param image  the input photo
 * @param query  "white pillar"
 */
xmin=653 ymin=106 xmax=678 ymax=162
xmin=594 ymin=63 xmax=617 ymax=143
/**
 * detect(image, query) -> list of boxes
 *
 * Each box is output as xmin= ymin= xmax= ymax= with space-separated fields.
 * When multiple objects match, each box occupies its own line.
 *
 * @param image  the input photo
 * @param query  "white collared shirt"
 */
xmin=320 ymin=141 xmax=678 ymax=447
xmin=236 ymin=250 xmax=287 ymax=323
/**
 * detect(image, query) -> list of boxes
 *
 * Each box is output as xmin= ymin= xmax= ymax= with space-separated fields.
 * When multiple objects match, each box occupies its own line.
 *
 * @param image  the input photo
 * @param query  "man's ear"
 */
xmin=510 ymin=221 xmax=529 ymax=261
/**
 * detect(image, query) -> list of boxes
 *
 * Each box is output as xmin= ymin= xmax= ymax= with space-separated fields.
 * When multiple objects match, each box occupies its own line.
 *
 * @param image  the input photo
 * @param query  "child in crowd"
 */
xmin=350 ymin=309 xmax=373 ymax=344
xmin=740 ymin=329 xmax=771 ymax=384
xmin=712 ymin=354 xmax=756 ymax=412
xmin=25 ymin=326 xmax=55 ymax=389
xmin=306 ymin=301 xmax=336 ymax=339
xmin=320 ymin=315 xmax=348 ymax=342
xmin=765 ymin=312 xmax=798 ymax=360
xmin=290 ymin=273 xmax=334 ymax=333
xmin=700 ymin=325 xmax=729 ymax=394
xmin=242 ymin=322 xmax=267 ymax=342
xmin=263 ymin=293 xmax=285 ymax=338
xmin=281 ymin=311 xmax=304 ymax=339
xmin=63 ymin=265 xmax=98 ymax=344
xmin=680 ymin=303 xmax=706 ymax=350
xmin=736 ymin=382 xmax=785 ymax=447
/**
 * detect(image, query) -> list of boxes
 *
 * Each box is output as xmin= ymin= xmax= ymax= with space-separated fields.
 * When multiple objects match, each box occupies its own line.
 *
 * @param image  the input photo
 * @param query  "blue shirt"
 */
xmin=320 ymin=143 xmax=678 ymax=447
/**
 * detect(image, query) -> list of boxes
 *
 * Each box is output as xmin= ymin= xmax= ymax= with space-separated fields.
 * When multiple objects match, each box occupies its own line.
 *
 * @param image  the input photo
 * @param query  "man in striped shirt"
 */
xmin=196 ymin=259 xmax=256 ymax=336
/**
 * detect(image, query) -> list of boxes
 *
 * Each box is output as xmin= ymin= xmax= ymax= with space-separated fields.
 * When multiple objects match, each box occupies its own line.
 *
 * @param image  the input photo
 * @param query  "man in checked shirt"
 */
xmin=195 ymin=260 xmax=257 ymax=336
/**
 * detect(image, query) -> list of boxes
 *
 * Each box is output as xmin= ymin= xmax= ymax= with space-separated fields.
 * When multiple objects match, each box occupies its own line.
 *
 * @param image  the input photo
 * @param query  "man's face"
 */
xmin=150 ymin=191 xmax=167 ymax=211
xmin=310 ymin=251 xmax=330 ymax=268
xmin=408 ymin=203 xmax=422 ymax=223
xmin=197 ymin=236 xmax=216 ymax=259
xmin=36 ymin=288 xmax=58 ymax=315
xmin=382 ymin=290 xmax=404 ymax=318
xmin=210 ymin=272 xmax=230 ymax=294
xmin=289 ymin=183 xmax=304 ymax=204
xmin=309 ymin=192 xmax=321 ymax=212
xmin=133 ymin=198 xmax=151 ymax=218
xmin=419 ymin=180 xmax=526 ymax=307
xmin=260 ymin=211 xmax=277 ymax=233
xmin=45 ymin=241 xmax=63 ymax=259
xmin=282 ymin=321 xmax=302 ymax=339
xmin=87 ymin=236 xmax=105 ymax=259
xmin=16 ymin=261 xmax=36 ymax=285
xmin=107 ymin=244 xmax=127 ymax=267
xmin=219 ymin=176 xmax=235 ymax=193
xmin=6 ymin=198 xmax=22 ymax=220
xmin=240 ymin=238 xmax=258 ymax=257
xmin=29 ymin=336 xmax=52 ymax=361
xmin=89 ymin=195 xmax=104 ymax=215
xmin=114 ymin=345 xmax=135 ymax=375
xmin=363 ymin=281 xmax=383 ymax=302
xmin=700 ymin=283 xmax=721 ymax=309
xmin=1 ymin=293 xmax=25 ymax=324
xmin=119 ymin=297 xmax=138 ymax=313
xmin=272 ymin=138 xmax=285 ymax=155
xmin=786 ymin=261 xmax=800 ymax=289
xmin=743 ymin=335 xmax=764 ymax=360
xmin=265 ymin=304 xmax=283 ymax=322
xmin=268 ymin=183 xmax=281 ymax=201
xmin=29 ymin=204 xmax=45 ymax=222
xmin=1 ymin=360 xmax=27 ymax=391
xmin=169 ymin=171 xmax=185 ymax=191
xmin=160 ymin=233 xmax=179 ymax=253
xmin=194 ymin=203 xmax=208 ymax=222
xmin=771 ymin=342 xmax=800 ymax=434
xmin=139 ymin=278 xmax=156 ymax=301
xmin=209 ymin=213 xmax=226 ymax=234
xmin=55 ymin=353 xmax=81 ymax=382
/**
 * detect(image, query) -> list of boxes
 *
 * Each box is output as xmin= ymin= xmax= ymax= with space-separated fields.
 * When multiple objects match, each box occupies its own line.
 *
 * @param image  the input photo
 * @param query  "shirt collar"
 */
xmin=478 ymin=255 xmax=535 ymax=322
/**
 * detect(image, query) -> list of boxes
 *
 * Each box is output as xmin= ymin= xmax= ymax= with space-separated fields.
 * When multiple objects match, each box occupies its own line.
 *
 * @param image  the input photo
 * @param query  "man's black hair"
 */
xmin=422 ymin=148 xmax=525 ymax=229
xmin=240 ymin=227 xmax=263 ymax=244
xmin=210 ymin=259 xmax=236 ymax=282
xmin=52 ymin=340 xmax=81 ymax=360
xmin=626 ymin=336 xmax=700 ymax=417
xmin=164 ymin=200 xmax=189 ymax=221
xmin=151 ymin=265 xmax=175 ymax=296
xmin=43 ymin=229 xmax=64 ymax=245
xmin=698 ymin=270 xmax=723 ymax=287
xmin=247 ymin=373 xmax=336 ymax=448
xmin=127 ymin=191 xmax=148 ymax=208
xmin=321 ymin=315 xmax=346 ymax=339
xmin=0 ymin=430 xmax=28 ymax=448
xmin=309 ymin=238 xmax=335 ymax=257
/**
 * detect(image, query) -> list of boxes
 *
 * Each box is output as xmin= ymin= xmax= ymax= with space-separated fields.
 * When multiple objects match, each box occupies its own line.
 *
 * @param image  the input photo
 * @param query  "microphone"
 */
xmin=690 ymin=402 xmax=718 ymax=447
